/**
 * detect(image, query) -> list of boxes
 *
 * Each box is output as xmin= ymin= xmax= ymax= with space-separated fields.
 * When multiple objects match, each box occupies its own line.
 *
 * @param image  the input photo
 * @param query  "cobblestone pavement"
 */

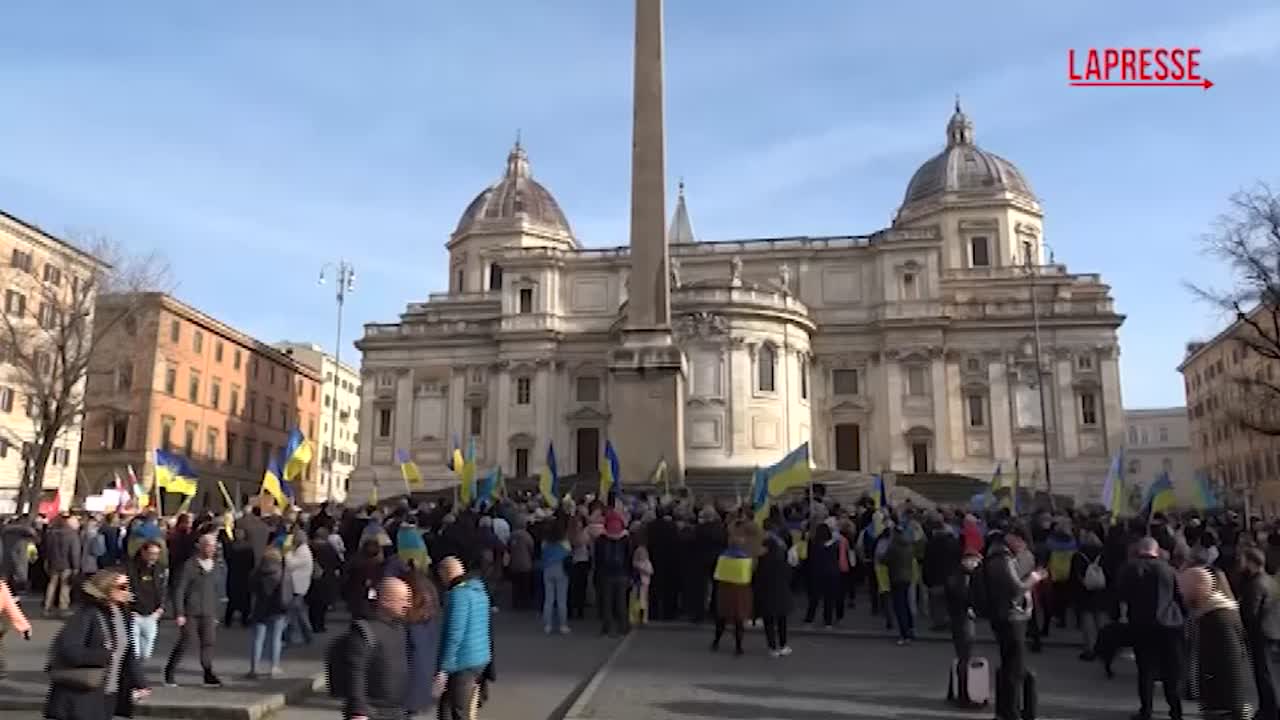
xmin=568 ymin=625 xmax=1201 ymax=720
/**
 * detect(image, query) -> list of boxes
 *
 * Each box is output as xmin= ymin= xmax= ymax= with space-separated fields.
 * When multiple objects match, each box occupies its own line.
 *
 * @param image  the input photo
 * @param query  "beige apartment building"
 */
xmin=0 ymin=211 xmax=108 ymax=514
xmin=80 ymin=293 xmax=323 ymax=509
xmin=1123 ymin=406 xmax=1193 ymax=500
xmin=1180 ymin=308 xmax=1280 ymax=516
xmin=274 ymin=341 xmax=360 ymax=503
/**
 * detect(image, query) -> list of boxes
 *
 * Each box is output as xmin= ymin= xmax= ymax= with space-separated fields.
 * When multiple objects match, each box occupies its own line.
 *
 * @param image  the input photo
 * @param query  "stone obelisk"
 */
xmin=608 ymin=0 xmax=685 ymax=490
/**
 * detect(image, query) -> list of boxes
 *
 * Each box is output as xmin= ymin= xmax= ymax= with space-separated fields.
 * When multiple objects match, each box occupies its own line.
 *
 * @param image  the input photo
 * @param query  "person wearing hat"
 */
xmin=945 ymin=546 xmax=982 ymax=707
xmin=595 ymin=511 xmax=631 ymax=637
xmin=984 ymin=527 xmax=1047 ymax=720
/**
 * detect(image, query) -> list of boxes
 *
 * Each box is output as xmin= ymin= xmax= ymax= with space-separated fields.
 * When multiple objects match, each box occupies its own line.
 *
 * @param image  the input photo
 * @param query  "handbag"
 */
xmin=49 ymin=666 xmax=107 ymax=690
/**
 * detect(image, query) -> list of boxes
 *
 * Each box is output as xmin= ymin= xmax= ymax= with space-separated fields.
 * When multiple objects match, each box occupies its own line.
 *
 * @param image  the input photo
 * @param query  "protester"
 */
xmin=165 ymin=533 xmax=222 ymax=688
xmin=1119 ymin=536 xmax=1186 ymax=720
xmin=346 ymin=576 xmax=411 ymax=720
xmin=403 ymin=571 xmax=442 ymax=718
xmin=945 ymin=546 xmax=980 ymax=707
xmin=308 ymin=526 xmax=343 ymax=633
xmin=283 ymin=528 xmax=314 ymax=646
xmin=1236 ymin=546 xmax=1278 ymax=719
xmin=595 ymin=510 xmax=631 ymax=637
xmin=1182 ymin=566 xmax=1252 ymax=720
xmin=246 ymin=546 xmax=288 ymax=679
xmin=44 ymin=569 xmax=149 ymax=720
xmin=43 ymin=515 xmax=81 ymax=617
xmin=711 ymin=521 xmax=758 ymax=656
xmin=754 ymin=518 xmax=794 ymax=657
xmin=1071 ymin=530 xmax=1108 ymax=661
xmin=222 ymin=527 xmax=255 ymax=628
xmin=539 ymin=521 xmax=572 ymax=635
xmin=436 ymin=556 xmax=493 ymax=720
xmin=984 ymin=527 xmax=1046 ymax=720
xmin=125 ymin=541 xmax=164 ymax=664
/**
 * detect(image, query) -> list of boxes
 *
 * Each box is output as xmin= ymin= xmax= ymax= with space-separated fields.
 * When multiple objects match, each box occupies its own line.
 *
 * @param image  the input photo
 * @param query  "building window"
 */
xmin=907 ymin=366 xmax=928 ymax=396
xmin=967 ymin=395 xmax=986 ymax=428
xmin=515 ymin=377 xmax=532 ymax=405
xmin=966 ymin=357 xmax=981 ymax=373
xmin=455 ymin=269 xmax=464 ymax=292
xmin=247 ymin=392 xmax=257 ymax=421
xmin=229 ymin=386 xmax=240 ymax=416
xmin=233 ymin=349 xmax=242 ymax=370
xmin=184 ymin=422 xmax=196 ymax=456
xmin=911 ymin=441 xmax=929 ymax=473
xmin=518 ymin=288 xmax=534 ymax=314
xmin=192 ymin=330 xmax=203 ymax=353
xmin=188 ymin=371 xmax=200 ymax=403
xmin=1077 ymin=354 xmax=1094 ymax=371
xmin=108 ymin=415 xmax=128 ymax=450
xmin=252 ymin=357 xmax=259 ymax=379
xmin=832 ymin=369 xmax=859 ymax=396
xmin=1162 ymin=457 xmax=1173 ymax=474
xmin=116 ymin=364 xmax=133 ymax=392
xmin=227 ymin=433 xmax=237 ymax=464
xmin=37 ymin=302 xmax=57 ymax=329
xmin=10 ymin=249 xmax=33 ymax=272
xmin=4 ymin=290 xmax=25 ymax=318
xmin=265 ymin=398 xmax=274 ymax=426
xmin=42 ymin=264 xmax=62 ymax=285
xmin=576 ymin=376 xmax=601 ymax=402
xmin=269 ymin=364 xmax=276 ymax=385
xmin=261 ymin=443 xmax=274 ymax=472
xmin=0 ymin=387 xmax=12 ymax=413
xmin=164 ymin=367 xmax=177 ymax=395
xmin=469 ymin=406 xmax=483 ymax=436
xmin=169 ymin=319 xmax=180 ymax=343
xmin=210 ymin=379 xmax=221 ymax=410
xmin=489 ymin=264 xmax=503 ymax=291
xmin=1159 ymin=426 xmax=1169 ymax=443
xmin=244 ymin=438 xmax=254 ymax=469
xmin=214 ymin=341 xmax=223 ymax=363
xmin=1080 ymin=393 xmax=1099 ymax=426
xmin=901 ymin=272 xmax=919 ymax=300
xmin=206 ymin=428 xmax=218 ymax=459
xmin=799 ymin=357 xmax=809 ymax=400
xmin=377 ymin=407 xmax=392 ymax=438
xmin=123 ymin=315 xmax=137 ymax=336
xmin=515 ymin=448 xmax=529 ymax=478
xmin=970 ymin=236 xmax=990 ymax=267
xmin=161 ymin=416 xmax=175 ymax=452
xmin=757 ymin=344 xmax=777 ymax=392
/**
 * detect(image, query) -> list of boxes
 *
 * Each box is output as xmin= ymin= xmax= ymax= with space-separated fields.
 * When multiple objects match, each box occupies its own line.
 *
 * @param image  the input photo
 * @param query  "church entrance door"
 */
xmin=576 ymin=428 xmax=600 ymax=477
xmin=834 ymin=423 xmax=861 ymax=471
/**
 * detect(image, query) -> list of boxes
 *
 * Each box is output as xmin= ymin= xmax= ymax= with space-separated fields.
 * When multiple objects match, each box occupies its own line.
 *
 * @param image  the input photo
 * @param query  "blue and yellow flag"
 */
xmin=126 ymin=519 xmax=167 ymax=562
xmin=261 ymin=453 xmax=289 ymax=508
xmin=539 ymin=443 xmax=560 ymax=505
xmin=154 ymin=449 xmax=198 ymax=497
xmin=477 ymin=466 xmax=503 ymax=504
xmin=871 ymin=474 xmax=888 ymax=510
xmin=713 ymin=548 xmax=754 ymax=585
xmin=281 ymin=428 xmax=312 ymax=483
xmin=445 ymin=434 xmax=461 ymax=472
xmin=396 ymin=526 xmax=431 ymax=569
xmin=1100 ymin=450 xmax=1126 ymax=520
xmin=750 ymin=468 xmax=770 ymax=526
xmin=1192 ymin=471 xmax=1219 ymax=511
xmin=600 ymin=440 xmax=620 ymax=500
xmin=760 ymin=443 xmax=811 ymax=497
xmin=1143 ymin=472 xmax=1176 ymax=515
xmin=458 ymin=436 xmax=477 ymax=505
xmin=396 ymin=449 xmax=423 ymax=486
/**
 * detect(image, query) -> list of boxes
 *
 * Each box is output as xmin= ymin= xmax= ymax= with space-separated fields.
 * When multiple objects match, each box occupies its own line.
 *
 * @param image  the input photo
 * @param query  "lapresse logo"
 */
xmin=1068 ymin=48 xmax=1212 ymax=89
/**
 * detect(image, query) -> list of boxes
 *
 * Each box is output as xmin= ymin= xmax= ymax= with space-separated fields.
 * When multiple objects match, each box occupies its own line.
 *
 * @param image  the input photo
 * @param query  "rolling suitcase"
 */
xmin=947 ymin=657 xmax=991 ymax=706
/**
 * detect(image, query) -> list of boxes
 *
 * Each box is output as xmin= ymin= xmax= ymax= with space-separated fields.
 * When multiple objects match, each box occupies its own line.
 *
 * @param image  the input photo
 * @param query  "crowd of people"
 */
xmin=2 ymin=486 xmax=1279 ymax=720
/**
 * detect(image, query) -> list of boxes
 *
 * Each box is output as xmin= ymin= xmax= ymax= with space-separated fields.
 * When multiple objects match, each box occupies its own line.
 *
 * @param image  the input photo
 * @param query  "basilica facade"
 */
xmin=352 ymin=105 xmax=1125 ymax=502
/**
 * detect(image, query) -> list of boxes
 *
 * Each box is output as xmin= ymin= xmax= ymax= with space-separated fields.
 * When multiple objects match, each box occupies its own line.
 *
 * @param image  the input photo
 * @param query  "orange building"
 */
xmin=80 ymin=293 xmax=323 ymax=510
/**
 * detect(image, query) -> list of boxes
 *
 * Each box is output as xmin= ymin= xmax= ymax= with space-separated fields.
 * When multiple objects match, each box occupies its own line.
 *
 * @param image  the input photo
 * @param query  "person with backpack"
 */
xmin=334 ymin=576 xmax=410 ymax=720
xmin=1237 ymin=546 xmax=1279 ymax=719
xmin=1072 ymin=530 xmax=1108 ymax=661
xmin=595 ymin=511 xmax=631 ymax=637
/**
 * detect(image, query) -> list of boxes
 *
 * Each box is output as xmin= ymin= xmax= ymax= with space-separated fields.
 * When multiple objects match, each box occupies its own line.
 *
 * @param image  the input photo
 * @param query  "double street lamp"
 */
xmin=1019 ymin=240 xmax=1057 ymax=508
xmin=318 ymin=260 xmax=356 ymax=502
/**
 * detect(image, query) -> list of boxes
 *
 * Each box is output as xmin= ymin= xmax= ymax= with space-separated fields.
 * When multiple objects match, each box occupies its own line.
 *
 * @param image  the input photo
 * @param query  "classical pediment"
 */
xmin=565 ymin=405 xmax=611 ymax=423
xmin=829 ymin=397 xmax=873 ymax=414
xmin=507 ymin=432 xmax=536 ymax=448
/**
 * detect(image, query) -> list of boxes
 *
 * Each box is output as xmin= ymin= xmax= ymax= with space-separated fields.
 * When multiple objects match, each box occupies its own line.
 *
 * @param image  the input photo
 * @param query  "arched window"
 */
xmin=758 ymin=344 xmax=776 ymax=392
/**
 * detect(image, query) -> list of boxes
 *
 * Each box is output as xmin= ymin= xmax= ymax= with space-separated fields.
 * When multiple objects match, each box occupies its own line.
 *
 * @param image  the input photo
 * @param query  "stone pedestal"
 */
xmin=607 ymin=339 xmax=685 ymax=489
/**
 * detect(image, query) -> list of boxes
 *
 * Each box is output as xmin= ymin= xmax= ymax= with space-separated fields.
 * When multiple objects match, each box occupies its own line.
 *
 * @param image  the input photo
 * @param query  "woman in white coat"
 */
xmin=282 ymin=528 xmax=314 ymax=646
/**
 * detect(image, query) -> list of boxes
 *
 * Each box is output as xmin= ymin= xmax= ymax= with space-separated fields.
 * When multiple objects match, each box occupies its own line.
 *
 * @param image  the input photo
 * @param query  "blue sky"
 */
xmin=1 ymin=2 xmax=1278 ymax=409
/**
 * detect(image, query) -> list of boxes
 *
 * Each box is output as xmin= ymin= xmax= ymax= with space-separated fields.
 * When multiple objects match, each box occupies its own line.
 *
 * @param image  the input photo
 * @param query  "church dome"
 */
xmin=901 ymin=102 xmax=1035 ymax=208
xmin=453 ymin=141 xmax=574 ymax=240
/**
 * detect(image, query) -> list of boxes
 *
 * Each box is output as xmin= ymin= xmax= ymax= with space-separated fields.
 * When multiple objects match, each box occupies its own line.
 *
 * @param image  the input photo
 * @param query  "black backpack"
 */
xmin=325 ymin=620 xmax=374 ymax=698
xmin=969 ymin=561 xmax=992 ymax=619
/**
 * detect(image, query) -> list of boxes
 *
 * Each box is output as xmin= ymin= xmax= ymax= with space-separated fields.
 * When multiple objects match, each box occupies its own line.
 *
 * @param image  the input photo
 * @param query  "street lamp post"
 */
xmin=319 ymin=260 xmax=355 ymax=503
xmin=1020 ymin=240 xmax=1057 ymax=509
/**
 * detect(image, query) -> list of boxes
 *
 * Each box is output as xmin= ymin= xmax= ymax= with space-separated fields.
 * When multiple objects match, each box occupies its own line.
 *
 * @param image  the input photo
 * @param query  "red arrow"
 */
xmin=1069 ymin=79 xmax=1213 ymax=89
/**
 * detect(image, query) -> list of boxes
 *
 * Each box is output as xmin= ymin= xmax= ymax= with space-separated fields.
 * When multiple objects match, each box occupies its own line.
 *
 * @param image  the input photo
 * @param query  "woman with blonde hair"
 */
xmin=44 ymin=569 xmax=148 ymax=719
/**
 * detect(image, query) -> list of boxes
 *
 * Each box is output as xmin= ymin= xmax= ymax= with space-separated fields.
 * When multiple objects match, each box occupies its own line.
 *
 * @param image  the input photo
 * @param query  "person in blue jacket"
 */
xmin=435 ymin=556 xmax=492 ymax=720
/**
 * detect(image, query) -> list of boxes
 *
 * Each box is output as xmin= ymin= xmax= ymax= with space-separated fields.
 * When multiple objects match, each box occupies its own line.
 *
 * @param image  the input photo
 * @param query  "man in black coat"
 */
xmin=1118 ymin=536 xmax=1185 ymax=720
xmin=984 ymin=527 xmax=1046 ymax=720
xmin=164 ymin=533 xmax=223 ymax=688
xmin=347 ymin=577 xmax=410 ymax=720
xmin=1237 ymin=547 xmax=1278 ymax=720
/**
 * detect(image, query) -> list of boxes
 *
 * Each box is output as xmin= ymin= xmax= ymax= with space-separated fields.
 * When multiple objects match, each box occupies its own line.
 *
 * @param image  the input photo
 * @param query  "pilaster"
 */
xmin=1055 ymin=357 xmax=1080 ymax=459
xmin=988 ymin=358 xmax=1013 ymax=462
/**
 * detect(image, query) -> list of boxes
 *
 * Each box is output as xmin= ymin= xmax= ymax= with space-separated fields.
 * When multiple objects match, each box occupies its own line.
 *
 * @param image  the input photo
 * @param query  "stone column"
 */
xmin=495 ymin=367 xmax=511 ymax=468
xmin=1055 ymin=356 xmax=1080 ymax=459
xmin=393 ymin=369 xmax=413 ymax=455
xmin=884 ymin=359 xmax=906 ymax=470
xmin=988 ymin=357 xmax=1013 ymax=462
xmin=1100 ymin=348 xmax=1124 ymax=454
xmin=930 ymin=356 xmax=951 ymax=472
xmin=357 ymin=371 xmax=377 ymax=467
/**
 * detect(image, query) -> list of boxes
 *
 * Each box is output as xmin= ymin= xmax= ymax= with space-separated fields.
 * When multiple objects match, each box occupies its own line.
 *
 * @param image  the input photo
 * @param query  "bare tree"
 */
xmin=1189 ymin=182 xmax=1280 ymax=436
xmin=0 ymin=234 xmax=170 ymax=515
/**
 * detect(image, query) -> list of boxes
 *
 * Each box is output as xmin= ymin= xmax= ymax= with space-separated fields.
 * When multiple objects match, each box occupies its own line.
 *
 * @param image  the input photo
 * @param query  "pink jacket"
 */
xmin=0 ymin=581 xmax=31 ymax=635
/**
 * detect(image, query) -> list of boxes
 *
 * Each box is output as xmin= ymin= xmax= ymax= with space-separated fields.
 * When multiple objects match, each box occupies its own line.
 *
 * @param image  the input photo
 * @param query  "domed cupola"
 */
xmin=451 ymin=140 xmax=577 ymax=247
xmin=899 ymin=100 xmax=1038 ymax=219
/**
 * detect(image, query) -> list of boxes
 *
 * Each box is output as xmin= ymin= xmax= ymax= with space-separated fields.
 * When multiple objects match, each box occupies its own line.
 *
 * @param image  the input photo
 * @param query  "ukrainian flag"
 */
xmin=760 ymin=443 xmax=811 ymax=497
xmin=477 ymin=466 xmax=502 ymax=504
xmin=1100 ymin=450 xmax=1126 ymax=520
xmin=261 ymin=454 xmax=289 ymax=508
xmin=445 ymin=434 xmax=460 ymax=471
xmin=126 ymin=519 xmax=167 ymax=563
xmin=397 ymin=449 xmax=423 ymax=486
xmin=600 ymin=440 xmax=620 ymax=501
xmin=713 ymin=548 xmax=754 ymax=585
xmin=750 ymin=468 xmax=770 ymax=527
xmin=458 ymin=436 xmax=476 ymax=505
xmin=987 ymin=463 xmax=1003 ymax=508
xmin=396 ymin=526 xmax=431 ymax=570
xmin=650 ymin=458 xmax=670 ymax=495
xmin=1143 ymin=472 xmax=1177 ymax=515
xmin=539 ymin=443 xmax=560 ymax=505
xmin=871 ymin=474 xmax=888 ymax=510
xmin=154 ymin=449 xmax=198 ymax=497
xmin=1192 ymin=471 xmax=1219 ymax=511
xmin=281 ymin=428 xmax=312 ymax=483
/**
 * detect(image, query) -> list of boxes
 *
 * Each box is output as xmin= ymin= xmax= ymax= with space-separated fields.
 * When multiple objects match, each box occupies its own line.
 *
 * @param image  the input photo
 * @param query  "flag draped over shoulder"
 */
xmin=539 ymin=443 xmax=560 ymax=506
xmin=600 ymin=440 xmax=620 ymax=500
xmin=154 ymin=450 xmax=198 ymax=497
xmin=759 ymin=443 xmax=811 ymax=497
xmin=397 ymin=449 xmax=423 ymax=485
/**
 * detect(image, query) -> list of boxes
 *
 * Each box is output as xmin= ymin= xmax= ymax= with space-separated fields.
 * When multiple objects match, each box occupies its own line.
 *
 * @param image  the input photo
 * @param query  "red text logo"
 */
xmin=1068 ymin=48 xmax=1212 ymax=89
